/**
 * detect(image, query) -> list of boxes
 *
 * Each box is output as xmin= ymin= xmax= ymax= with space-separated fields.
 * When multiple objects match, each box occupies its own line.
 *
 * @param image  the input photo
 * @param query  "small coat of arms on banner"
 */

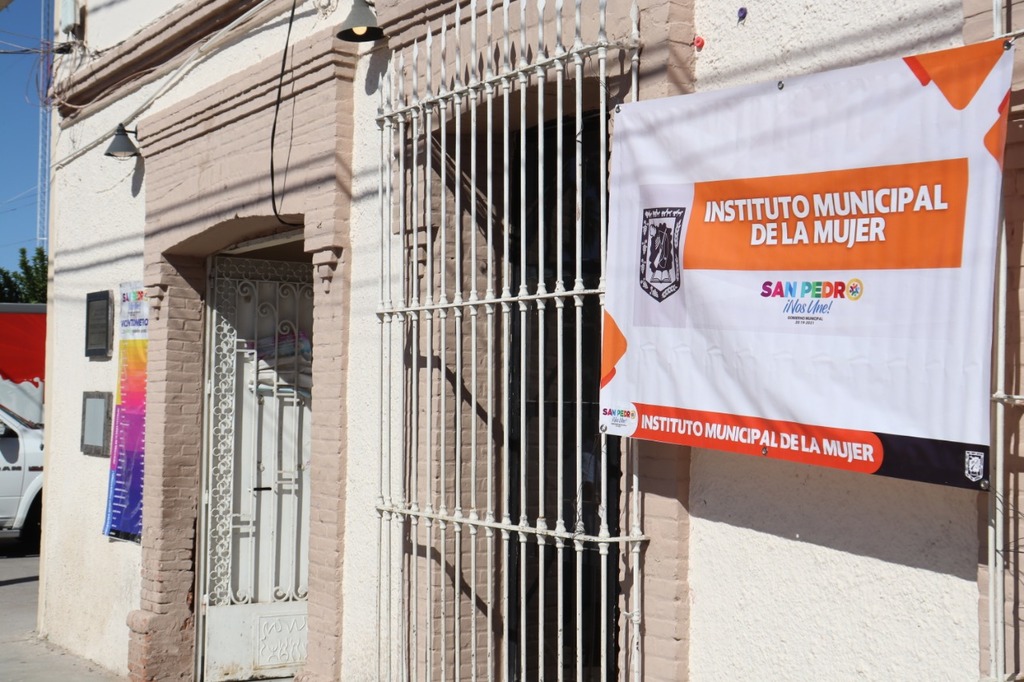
xmin=965 ymin=450 xmax=985 ymax=483
xmin=639 ymin=207 xmax=684 ymax=302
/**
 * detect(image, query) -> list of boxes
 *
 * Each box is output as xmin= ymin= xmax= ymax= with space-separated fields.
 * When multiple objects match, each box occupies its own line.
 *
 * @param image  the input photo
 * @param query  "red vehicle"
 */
xmin=0 ymin=304 xmax=45 ymax=548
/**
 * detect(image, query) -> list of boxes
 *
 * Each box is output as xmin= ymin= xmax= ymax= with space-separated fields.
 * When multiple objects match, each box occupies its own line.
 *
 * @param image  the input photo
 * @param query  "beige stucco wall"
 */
xmin=39 ymin=92 xmax=146 ymax=673
xmin=689 ymin=452 xmax=980 ymax=680
xmin=337 ymin=41 xmax=385 ymax=680
xmin=71 ymin=0 xmax=184 ymax=52
xmin=693 ymin=0 xmax=962 ymax=91
xmin=684 ymin=1 xmax=981 ymax=680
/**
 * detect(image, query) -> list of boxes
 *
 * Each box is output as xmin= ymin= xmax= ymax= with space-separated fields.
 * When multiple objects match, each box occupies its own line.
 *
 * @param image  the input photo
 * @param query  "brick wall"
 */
xmin=298 ymin=246 xmax=352 ymax=682
xmin=127 ymin=255 xmax=205 ymax=681
xmin=636 ymin=441 xmax=691 ymax=681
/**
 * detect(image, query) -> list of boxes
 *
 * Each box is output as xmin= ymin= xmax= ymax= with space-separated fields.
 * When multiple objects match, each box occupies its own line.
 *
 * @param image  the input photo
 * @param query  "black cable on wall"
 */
xmin=270 ymin=0 xmax=303 ymax=228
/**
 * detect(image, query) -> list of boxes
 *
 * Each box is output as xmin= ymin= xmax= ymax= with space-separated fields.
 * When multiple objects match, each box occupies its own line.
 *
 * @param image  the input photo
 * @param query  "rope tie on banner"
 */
xmin=992 ymin=391 xmax=1024 ymax=406
xmin=998 ymin=26 xmax=1024 ymax=47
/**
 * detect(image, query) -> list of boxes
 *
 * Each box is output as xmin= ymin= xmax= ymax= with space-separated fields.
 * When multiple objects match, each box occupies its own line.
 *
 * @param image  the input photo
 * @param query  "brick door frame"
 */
xmin=124 ymin=28 xmax=358 ymax=682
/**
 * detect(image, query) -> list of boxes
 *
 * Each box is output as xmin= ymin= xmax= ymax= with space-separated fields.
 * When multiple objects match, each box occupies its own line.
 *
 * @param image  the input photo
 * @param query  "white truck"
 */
xmin=0 ymin=303 xmax=46 ymax=549
xmin=0 ymin=404 xmax=43 ymax=548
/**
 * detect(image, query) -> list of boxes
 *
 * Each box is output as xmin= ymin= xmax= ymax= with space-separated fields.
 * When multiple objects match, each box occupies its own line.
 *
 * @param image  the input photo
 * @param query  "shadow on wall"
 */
xmin=131 ymin=156 xmax=145 ymax=197
xmin=687 ymin=448 xmax=980 ymax=581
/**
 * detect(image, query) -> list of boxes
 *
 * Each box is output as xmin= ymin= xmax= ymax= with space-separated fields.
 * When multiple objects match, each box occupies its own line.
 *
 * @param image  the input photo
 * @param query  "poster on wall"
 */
xmin=600 ymin=41 xmax=1013 ymax=489
xmin=103 ymin=282 xmax=148 ymax=541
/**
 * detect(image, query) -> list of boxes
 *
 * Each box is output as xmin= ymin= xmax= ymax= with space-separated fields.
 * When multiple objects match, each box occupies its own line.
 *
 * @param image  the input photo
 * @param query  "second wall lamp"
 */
xmin=104 ymin=124 xmax=140 ymax=159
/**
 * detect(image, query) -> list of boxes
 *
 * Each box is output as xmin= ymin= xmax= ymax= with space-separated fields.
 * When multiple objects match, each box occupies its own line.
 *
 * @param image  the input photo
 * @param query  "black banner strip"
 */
xmin=873 ymin=432 xmax=988 ymax=490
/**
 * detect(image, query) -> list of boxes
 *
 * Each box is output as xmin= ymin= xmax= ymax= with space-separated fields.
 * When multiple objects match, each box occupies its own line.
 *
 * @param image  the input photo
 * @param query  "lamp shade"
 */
xmin=104 ymin=124 xmax=140 ymax=159
xmin=337 ymin=0 xmax=384 ymax=42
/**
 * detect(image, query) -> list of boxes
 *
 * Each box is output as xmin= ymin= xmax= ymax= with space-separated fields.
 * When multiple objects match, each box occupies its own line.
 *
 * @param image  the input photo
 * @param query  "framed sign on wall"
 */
xmin=81 ymin=391 xmax=112 ymax=456
xmin=85 ymin=290 xmax=113 ymax=357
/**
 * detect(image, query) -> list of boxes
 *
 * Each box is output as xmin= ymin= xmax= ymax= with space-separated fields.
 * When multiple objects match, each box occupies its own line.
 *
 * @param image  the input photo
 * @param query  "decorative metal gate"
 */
xmin=200 ymin=256 xmax=313 ymax=682
xmin=377 ymin=2 xmax=645 ymax=680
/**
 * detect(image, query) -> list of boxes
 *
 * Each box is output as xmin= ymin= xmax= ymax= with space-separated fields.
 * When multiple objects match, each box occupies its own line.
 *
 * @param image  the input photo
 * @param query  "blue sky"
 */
xmin=0 ymin=0 xmax=44 ymax=273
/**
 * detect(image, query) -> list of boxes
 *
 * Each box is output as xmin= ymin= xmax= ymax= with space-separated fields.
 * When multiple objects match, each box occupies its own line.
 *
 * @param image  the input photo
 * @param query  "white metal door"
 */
xmin=201 ymin=257 xmax=313 ymax=682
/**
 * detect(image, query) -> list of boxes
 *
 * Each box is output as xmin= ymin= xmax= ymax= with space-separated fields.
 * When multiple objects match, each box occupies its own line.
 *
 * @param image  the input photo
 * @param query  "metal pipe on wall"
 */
xmin=991 ymin=4 xmax=1008 ymax=680
xmin=995 ymin=217 xmax=1008 ymax=681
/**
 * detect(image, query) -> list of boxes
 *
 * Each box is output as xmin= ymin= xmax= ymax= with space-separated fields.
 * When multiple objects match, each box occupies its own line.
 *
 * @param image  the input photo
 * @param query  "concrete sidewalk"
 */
xmin=0 ymin=539 xmax=124 ymax=681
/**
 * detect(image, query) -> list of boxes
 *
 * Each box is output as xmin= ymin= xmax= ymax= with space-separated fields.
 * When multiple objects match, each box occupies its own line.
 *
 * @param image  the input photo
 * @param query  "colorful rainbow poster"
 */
xmin=601 ymin=41 xmax=1013 ymax=489
xmin=103 ymin=282 xmax=148 ymax=541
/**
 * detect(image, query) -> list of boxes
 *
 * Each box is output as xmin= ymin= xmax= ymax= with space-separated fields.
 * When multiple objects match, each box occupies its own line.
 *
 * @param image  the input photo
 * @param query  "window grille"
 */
xmin=377 ymin=2 xmax=645 ymax=679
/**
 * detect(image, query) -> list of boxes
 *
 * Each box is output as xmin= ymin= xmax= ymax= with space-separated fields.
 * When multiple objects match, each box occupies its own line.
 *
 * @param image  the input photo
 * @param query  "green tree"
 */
xmin=0 ymin=247 xmax=47 ymax=303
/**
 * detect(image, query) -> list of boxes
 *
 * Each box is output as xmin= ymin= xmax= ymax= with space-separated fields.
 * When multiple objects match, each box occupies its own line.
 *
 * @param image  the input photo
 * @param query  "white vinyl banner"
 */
xmin=600 ymin=41 xmax=1013 ymax=489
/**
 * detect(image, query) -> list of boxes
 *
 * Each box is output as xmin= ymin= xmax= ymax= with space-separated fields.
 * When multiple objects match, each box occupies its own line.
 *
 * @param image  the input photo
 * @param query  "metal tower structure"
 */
xmin=35 ymin=0 xmax=52 ymax=250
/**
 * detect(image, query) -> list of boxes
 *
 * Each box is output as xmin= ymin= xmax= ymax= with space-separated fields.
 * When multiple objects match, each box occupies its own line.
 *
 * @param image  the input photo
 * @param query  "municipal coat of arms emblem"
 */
xmin=965 ymin=450 xmax=985 ymax=483
xmin=639 ymin=207 xmax=684 ymax=302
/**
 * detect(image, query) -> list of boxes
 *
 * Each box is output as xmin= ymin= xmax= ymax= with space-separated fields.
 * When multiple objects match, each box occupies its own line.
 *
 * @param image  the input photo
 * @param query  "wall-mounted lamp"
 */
xmin=337 ymin=0 xmax=384 ymax=42
xmin=104 ymin=124 xmax=140 ymax=159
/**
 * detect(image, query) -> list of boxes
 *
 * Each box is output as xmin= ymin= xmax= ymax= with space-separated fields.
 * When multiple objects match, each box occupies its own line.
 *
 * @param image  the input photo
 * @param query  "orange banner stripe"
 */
xmin=684 ymin=158 xmax=967 ymax=271
xmin=632 ymin=404 xmax=884 ymax=475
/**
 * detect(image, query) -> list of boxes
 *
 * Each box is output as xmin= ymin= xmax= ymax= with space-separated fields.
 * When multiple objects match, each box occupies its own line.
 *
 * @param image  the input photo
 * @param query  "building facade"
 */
xmin=38 ymin=0 xmax=1024 ymax=680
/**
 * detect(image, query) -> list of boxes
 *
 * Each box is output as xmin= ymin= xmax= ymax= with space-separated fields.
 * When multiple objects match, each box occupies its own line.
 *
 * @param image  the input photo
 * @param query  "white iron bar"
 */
xmin=994 ymin=215 xmax=1007 ymax=680
xmin=518 ymin=1 xmax=529 ymax=674
xmin=552 ymin=2 xmax=567 ymax=676
xmin=268 ymin=307 xmax=281 ymax=601
xmin=397 ymin=49 xmax=411 ymax=681
xmin=244 ymin=301 xmax=259 ymax=603
xmin=484 ymin=3 xmax=497 ymax=680
xmin=500 ymin=5 xmax=512 ymax=680
xmin=599 ymin=436 xmax=609 ymax=682
xmin=466 ymin=8 xmax=482 ymax=681
xmin=573 ymin=0 xmax=582 ymax=49
xmin=572 ymin=42 xmax=585 ymax=682
xmin=535 ymin=1 xmax=550 ymax=676
xmin=397 ymin=50 xmax=409 ymax=311
xmin=469 ymin=72 xmax=481 ymax=682
xmin=424 ymin=25 xmax=437 ymax=682
xmin=573 ymin=115 xmax=584 ymax=682
xmin=379 ymin=287 xmax=605 ymax=317
xmin=377 ymin=70 xmax=387 ymax=678
xmin=630 ymin=442 xmax=642 ymax=682
xmin=287 ymin=303 xmax=299 ymax=597
xmin=467 ymin=2 xmax=482 ymax=678
xmin=629 ymin=7 xmax=642 ymax=678
xmin=453 ymin=5 xmax=465 ymax=676
xmin=384 ymin=63 xmax=397 ymax=682
xmin=596 ymin=4 xmax=610 ymax=676
xmin=410 ymin=41 xmax=423 ymax=682
xmin=438 ymin=17 xmax=451 ymax=681
xmin=400 ymin=515 xmax=410 ymax=681
xmin=569 ymin=30 xmax=585 ymax=675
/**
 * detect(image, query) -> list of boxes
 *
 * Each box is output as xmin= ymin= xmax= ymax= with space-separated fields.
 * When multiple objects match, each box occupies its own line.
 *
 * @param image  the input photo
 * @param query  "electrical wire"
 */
xmin=0 ymin=237 xmax=38 ymax=250
xmin=0 ymin=186 xmax=38 ymax=207
xmin=0 ymin=39 xmax=75 ymax=55
xmin=269 ymin=0 xmax=302 ymax=228
xmin=0 ymin=27 xmax=40 ymax=41
xmin=52 ymin=0 xmax=283 ymax=169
